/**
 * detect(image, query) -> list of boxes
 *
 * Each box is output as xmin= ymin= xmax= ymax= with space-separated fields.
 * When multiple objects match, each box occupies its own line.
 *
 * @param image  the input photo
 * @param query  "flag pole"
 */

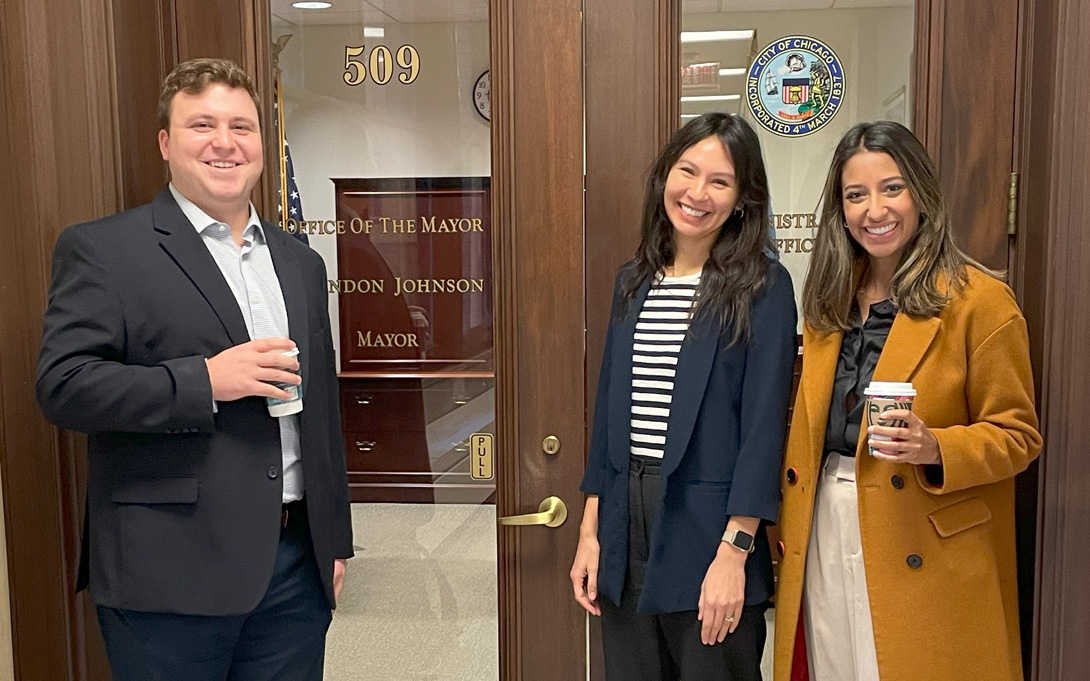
xmin=276 ymin=68 xmax=290 ymax=233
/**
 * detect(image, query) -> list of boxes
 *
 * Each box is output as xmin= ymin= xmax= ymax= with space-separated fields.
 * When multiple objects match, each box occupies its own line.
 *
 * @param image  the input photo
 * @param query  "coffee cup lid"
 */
xmin=864 ymin=381 xmax=915 ymax=396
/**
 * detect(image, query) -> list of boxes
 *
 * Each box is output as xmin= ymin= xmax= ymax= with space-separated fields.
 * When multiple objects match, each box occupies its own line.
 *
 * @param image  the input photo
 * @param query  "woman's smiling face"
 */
xmin=663 ymin=135 xmax=740 ymax=250
xmin=841 ymin=149 xmax=920 ymax=267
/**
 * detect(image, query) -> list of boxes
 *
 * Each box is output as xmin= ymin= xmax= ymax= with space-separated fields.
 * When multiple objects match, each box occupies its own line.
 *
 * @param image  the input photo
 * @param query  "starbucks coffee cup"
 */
xmin=266 ymin=346 xmax=303 ymax=417
xmin=864 ymin=382 xmax=916 ymax=456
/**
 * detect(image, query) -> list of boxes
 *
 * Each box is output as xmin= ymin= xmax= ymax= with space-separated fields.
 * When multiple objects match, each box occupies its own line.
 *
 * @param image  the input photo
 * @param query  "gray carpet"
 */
xmin=325 ymin=504 xmax=774 ymax=679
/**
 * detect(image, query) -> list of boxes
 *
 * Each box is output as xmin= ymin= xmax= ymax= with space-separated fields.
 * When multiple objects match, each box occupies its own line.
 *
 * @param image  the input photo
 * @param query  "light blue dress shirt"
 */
xmin=170 ymin=184 xmax=303 ymax=503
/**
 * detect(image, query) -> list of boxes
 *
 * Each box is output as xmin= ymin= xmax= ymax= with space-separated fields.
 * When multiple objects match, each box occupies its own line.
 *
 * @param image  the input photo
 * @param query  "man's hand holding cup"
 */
xmin=207 ymin=337 xmax=300 ymax=403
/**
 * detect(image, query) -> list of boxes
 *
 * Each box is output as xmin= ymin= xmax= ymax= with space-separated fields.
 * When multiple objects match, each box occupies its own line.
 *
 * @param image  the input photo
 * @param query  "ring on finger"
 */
xmin=724 ymin=614 xmax=734 ymax=623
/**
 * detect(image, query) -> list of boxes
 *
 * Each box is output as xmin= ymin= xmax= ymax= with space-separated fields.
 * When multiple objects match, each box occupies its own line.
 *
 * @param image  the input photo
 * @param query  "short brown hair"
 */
xmin=158 ymin=58 xmax=262 ymax=132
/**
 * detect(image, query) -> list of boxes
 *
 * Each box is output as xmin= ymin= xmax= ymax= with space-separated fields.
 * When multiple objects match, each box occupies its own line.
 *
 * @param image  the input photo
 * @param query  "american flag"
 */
xmin=275 ymin=94 xmax=309 ymax=245
xmin=278 ymin=140 xmax=309 ymax=245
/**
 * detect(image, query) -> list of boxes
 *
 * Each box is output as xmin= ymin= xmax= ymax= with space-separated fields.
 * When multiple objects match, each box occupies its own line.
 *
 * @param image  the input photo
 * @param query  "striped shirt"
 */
xmin=630 ymin=271 xmax=700 ymax=459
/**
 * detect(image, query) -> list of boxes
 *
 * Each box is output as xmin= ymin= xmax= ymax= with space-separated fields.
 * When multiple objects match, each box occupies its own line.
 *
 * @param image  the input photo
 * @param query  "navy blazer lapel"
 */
xmin=265 ymin=225 xmax=310 ymax=390
xmin=152 ymin=189 xmax=250 ymax=346
xmin=607 ymin=280 xmax=650 ymax=470
xmin=660 ymin=312 xmax=718 ymax=477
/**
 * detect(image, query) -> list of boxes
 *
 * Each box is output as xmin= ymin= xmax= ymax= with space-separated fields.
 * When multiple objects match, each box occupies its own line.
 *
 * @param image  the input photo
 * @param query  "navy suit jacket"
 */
xmin=36 ymin=188 xmax=352 ymax=615
xmin=580 ymin=261 xmax=797 ymax=613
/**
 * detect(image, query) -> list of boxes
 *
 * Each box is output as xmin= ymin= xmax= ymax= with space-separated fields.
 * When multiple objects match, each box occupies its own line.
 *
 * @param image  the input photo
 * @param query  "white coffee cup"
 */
xmin=266 ymin=346 xmax=303 ymax=417
xmin=863 ymin=381 xmax=916 ymax=455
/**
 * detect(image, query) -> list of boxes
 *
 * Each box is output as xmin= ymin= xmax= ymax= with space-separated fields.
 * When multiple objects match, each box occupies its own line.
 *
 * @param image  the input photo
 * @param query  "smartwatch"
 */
xmin=722 ymin=529 xmax=756 ymax=553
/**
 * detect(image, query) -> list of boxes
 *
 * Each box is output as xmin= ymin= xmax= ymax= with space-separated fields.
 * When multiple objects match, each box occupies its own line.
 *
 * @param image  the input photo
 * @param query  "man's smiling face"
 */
xmin=158 ymin=83 xmax=263 ymax=217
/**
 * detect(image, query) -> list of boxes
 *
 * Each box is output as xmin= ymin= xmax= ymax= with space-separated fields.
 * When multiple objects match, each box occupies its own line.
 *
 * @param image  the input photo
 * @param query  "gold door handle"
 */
xmin=497 ymin=496 xmax=568 ymax=528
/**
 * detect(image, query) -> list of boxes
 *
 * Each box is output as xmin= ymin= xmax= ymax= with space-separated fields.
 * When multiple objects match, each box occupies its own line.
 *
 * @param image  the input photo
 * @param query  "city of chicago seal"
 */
xmin=747 ymin=36 xmax=845 ymax=137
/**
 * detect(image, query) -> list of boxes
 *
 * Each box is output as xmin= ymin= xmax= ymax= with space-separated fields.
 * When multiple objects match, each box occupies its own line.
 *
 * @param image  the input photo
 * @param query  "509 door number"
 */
xmin=343 ymin=45 xmax=420 ymax=86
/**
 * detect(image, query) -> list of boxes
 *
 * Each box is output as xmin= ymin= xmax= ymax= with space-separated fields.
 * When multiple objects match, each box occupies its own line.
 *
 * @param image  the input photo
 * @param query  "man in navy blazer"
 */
xmin=36 ymin=58 xmax=351 ymax=680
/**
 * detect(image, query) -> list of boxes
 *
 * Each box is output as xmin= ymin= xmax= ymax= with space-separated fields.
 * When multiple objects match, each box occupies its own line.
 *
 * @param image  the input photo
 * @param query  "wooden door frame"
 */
xmin=491 ymin=2 xmax=589 ymax=679
xmin=1013 ymin=0 xmax=1090 ymax=678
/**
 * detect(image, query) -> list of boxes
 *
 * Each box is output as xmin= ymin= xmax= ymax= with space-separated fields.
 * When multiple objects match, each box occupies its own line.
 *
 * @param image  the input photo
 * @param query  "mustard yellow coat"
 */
xmin=774 ymin=267 xmax=1043 ymax=681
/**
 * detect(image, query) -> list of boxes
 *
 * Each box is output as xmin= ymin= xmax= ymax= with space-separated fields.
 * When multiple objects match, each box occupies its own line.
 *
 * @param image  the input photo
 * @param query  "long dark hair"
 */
xmin=618 ymin=112 xmax=774 ymax=345
xmin=803 ymin=121 xmax=996 ymax=333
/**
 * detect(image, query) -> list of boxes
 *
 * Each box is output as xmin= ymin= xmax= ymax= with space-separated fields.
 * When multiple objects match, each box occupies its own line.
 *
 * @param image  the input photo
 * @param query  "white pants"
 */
xmin=802 ymin=452 xmax=881 ymax=681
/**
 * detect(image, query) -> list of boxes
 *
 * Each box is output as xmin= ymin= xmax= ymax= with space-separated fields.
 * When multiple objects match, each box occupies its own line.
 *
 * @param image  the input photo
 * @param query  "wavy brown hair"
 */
xmin=803 ymin=121 xmax=996 ymax=333
xmin=618 ymin=112 xmax=774 ymax=345
xmin=158 ymin=58 xmax=263 ymax=132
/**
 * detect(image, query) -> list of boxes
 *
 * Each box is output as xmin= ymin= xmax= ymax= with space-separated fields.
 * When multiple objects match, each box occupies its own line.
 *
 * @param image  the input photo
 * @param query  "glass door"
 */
xmin=270 ymin=2 xmax=497 ymax=677
xmin=267 ymin=2 xmax=590 ymax=679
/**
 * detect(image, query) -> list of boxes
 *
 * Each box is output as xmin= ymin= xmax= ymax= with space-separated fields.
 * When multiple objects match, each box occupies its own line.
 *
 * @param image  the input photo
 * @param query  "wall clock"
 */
xmin=473 ymin=70 xmax=490 ymax=122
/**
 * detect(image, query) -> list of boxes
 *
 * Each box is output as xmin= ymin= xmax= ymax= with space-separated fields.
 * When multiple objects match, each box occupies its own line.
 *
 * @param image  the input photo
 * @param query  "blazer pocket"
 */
xmin=927 ymin=497 xmax=991 ymax=538
xmin=111 ymin=476 xmax=199 ymax=504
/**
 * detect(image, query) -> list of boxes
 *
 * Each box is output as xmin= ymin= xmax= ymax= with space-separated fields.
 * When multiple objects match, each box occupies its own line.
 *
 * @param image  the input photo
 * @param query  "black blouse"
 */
xmin=823 ymin=299 xmax=896 ymax=457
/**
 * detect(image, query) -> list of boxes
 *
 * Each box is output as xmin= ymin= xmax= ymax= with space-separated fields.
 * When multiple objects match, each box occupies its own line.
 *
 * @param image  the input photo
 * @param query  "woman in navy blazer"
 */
xmin=570 ymin=113 xmax=797 ymax=680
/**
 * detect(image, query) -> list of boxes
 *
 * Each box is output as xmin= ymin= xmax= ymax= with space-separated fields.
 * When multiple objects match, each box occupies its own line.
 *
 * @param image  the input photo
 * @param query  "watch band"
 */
xmin=722 ymin=529 xmax=756 ymax=553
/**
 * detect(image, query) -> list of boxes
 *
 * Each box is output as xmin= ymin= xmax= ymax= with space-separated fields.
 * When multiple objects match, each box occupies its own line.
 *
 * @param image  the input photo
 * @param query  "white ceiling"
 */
xmin=272 ymin=0 xmax=911 ymax=26
xmin=270 ymin=0 xmax=487 ymax=26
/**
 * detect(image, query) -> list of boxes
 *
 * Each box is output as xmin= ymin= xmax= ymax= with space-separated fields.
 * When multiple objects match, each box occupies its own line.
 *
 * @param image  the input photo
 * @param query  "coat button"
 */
xmin=906 ymin=553 xmax=923 ymax=569
xmin=786 ymin=467 xmax=798 ymax=485
xmin=267 ymin=466 xmax=279 ymax=479
xmin=777 ymin=540 xmax=785 ymax=558
xmin=891 ymin=474 xmax=905 ymax=489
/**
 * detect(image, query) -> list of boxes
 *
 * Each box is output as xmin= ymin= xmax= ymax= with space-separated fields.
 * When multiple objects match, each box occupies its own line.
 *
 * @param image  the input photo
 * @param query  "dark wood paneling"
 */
xmin=493 ymin=0 xmax=587 ymax=679
xmin=112 ymin=0 xmax=173 ymax=209
xmin=246 ymin=0 xmax=277 ymax=223
xmin=912 ymin=0 xmax=942 ymax=149
xmin=585 ymin=0 xmax=678 ymax=473
xmin=1017 ymin=0 xmax=1090 ymax=678
xmin=1010 ymin=0 xmax=1049 ymax=676
xmin=0 ymin=1 xmax=119 ymax=680
xmin=172 ymin=0 xmax=277 ymax=221
xmin=916 ymin=0 xmax=1019 ymax=270
xmin=174 ymin=0 xmax=243 ymax=64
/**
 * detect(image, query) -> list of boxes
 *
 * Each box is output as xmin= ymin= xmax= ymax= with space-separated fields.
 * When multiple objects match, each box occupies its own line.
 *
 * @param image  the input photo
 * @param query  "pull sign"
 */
xmin=470 ymin=433 xmax=494 ymax=480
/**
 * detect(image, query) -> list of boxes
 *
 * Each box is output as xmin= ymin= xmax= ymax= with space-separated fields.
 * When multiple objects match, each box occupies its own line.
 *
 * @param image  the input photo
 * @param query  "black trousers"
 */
xmin=600 ymin=457 xmax=767 ymax=681
xmin=96 ymin=499 xmax=332 ymax=681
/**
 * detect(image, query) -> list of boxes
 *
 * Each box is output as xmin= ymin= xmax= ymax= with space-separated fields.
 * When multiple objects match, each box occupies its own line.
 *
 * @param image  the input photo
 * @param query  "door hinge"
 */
xmin=1007 ymin=172 xmax=1019 ymax=236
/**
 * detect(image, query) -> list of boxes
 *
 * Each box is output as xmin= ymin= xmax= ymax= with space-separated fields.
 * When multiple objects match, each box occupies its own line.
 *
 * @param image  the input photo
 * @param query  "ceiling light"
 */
xmin=680 ymin=30 xmax=754 ymax=43
xmin=363 ymin=27 xmax=385 ymax=37
xmin=292 ymin=2 xmax=332 ymax=8
xmin=680 ymin=95 xmax=741 ymax=102
xmin=718 ymin=68 xmax=746 ymax=77
xmin=680 ymin=114 xmax=700 ymax=119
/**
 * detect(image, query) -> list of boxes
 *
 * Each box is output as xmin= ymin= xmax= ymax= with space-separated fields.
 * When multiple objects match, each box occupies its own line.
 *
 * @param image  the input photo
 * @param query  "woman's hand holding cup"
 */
xmin=867 ymin=409 xmax=941 ymax=465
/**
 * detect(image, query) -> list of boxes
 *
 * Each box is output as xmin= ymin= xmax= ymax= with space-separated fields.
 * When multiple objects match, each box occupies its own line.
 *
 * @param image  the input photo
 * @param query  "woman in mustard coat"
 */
xmin=773 ymin=121 xmax=1042 ymax=681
